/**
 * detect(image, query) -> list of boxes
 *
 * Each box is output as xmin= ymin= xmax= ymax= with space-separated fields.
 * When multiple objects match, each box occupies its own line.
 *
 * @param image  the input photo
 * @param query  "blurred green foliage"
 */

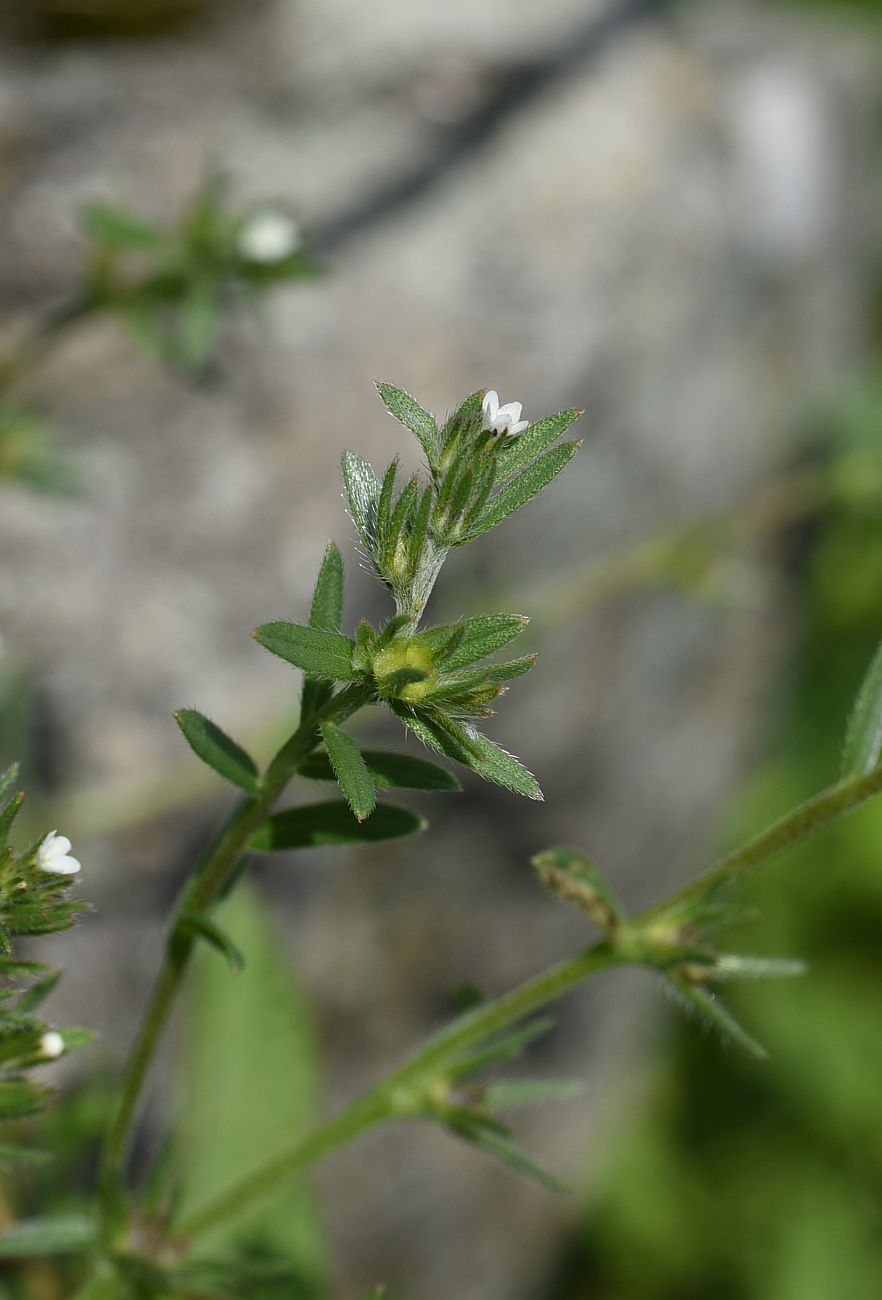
xmin=550 ymin=377 xmax=882 ymax=1300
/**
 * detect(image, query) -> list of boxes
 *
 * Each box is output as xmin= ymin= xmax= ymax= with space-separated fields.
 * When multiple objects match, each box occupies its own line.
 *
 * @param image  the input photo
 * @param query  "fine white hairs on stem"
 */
xmin=36 ymin=830 xmax=81 ymax=875
xmin=481 ymin=390 xmax=529 ymax=437
xmin=39 ymin=1031 xmax=65 ymax=1059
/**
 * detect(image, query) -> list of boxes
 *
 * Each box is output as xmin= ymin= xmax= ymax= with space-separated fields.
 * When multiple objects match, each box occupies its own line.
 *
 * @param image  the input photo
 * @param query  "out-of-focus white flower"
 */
xmin=39 ymin=1031 xmax=65 ymax=1059
xmin=481 ymin=390 xmax=529 ymax=437
xmin=236 ymin=210 xmax=302 ymax=264
xmin=36 ymin=830 xmax=81 ymax=876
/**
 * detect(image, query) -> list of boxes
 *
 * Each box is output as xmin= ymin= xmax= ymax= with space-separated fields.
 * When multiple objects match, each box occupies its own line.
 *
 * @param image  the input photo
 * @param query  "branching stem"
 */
xmin=96 ymin=683 xmax=372 ymax=1243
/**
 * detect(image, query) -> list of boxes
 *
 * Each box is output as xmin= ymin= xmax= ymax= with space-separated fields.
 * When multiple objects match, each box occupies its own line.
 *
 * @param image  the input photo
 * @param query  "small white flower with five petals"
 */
xmin=38 ymin=1031 xmax=65 ymax=1059
xmin=236 ymin=210 xmax=302 ymax=264
xmin=36 ymin=830 xmax=81 ymax=876
xmin=481 ymin=390 xmax=529 ymax=437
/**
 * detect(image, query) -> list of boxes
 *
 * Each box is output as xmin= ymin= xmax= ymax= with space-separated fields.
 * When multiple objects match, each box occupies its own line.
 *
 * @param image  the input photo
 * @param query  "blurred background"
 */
xmin=1 ymin=0 xmax=882 ymax=1297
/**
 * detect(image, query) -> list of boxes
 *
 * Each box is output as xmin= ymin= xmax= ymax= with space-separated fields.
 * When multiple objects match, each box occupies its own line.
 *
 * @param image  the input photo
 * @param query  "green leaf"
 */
xmin=254 ymin=623 xmax=357 ymax=680
xmin=319 ymin=722 xmax=376 ymax=822
xmin=178 ymin=912 xmax=246 ymax=973
xmin=496 ymin=408 xmax=583 ymax=477
xmin=452 ymin=1123 xmax=567 ymax=1192
xmin=250 ymin=801 xmax=425 ymax=851
xmin=842 ymin=637 xmax=882 ymax=776
xmin=463 ymin=441 xmax=580 ymax=541
xmin=300 ymin=748 xmax=460 ymax=791
xmin=483 ymin=1078 xmax=584 ymax=1110
xmin=376 ymin=382 xmax=440 ymax=463
xmin=0 ymin=791 xmax=24 ymax=848
xmin=17 ymin=970 xmax=61 ymax=1013
xmin=177 ymin=885 xmax=327 ymax=1288
xmin=302 ymin=543 xmax=345 ymax=717
xmin=0 ymin=1144 xmax=51 ymax=1169
xmin=446 ymin=1018 xmax=554 ymax=1080
xmin=308 ymin=542 xmax=344 ymax=633
xmin=0 ymin=1080 xmax=51 ymax=1121
xmin=423 ymin=614 xmax=529 ymax=672
xmin=0 ymin=763 xmax=20 ymax=805
xmin=341 ymin=452 xmax=380 ymax=550
xmin=709 ymin=954 xmax=808 ymax=982
xmin=174 ymin=709 xmax=259 ymax=795
xmin=0 ymin=1214 xmax=95 ymax=1258
xmin=667 ymin=977 xmax=768 ymax=1060
xmin=461 ymin=729 xmax=543 ymax=800
xmin=82 ymin=201 xmax=163 ymax=250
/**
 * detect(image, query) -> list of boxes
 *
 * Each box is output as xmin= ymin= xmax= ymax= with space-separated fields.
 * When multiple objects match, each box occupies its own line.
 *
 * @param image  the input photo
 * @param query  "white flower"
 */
xmin=36 ymin=830 xmax=81 ymax=875
xmin=481 ymin=390 xmax=529 ymax=437
xmin=236 ymin=210 xmax=302 ymax=264
xmin=38 ymin=1031 xmax=65 ymax=1059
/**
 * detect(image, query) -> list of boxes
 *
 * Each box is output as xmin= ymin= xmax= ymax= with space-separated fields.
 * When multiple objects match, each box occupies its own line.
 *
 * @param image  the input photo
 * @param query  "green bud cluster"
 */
xmin=0 ymin=765 xmax=91 ymax=1149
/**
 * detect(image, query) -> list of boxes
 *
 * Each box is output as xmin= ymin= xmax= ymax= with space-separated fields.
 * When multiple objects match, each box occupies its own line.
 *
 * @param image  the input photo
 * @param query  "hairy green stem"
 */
xmin=96 ymin=682 xmax=372 ymax=1242
xmin=640 ymin=763 xmax=882 ymax=923
xmin=176 ymin=762 xmax=882 ymax=1240
xmin=177 ymin=942 xmax=619 ymax=1239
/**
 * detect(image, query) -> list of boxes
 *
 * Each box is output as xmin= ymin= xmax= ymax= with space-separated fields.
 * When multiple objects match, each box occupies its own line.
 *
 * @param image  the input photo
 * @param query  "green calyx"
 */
xmin=372 ymin=637 xmax=438 ymax=701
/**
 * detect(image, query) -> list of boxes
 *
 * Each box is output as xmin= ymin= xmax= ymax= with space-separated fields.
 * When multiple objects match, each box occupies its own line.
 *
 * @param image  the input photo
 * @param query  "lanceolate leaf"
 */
xmin=464 ymin=441 xmax=579 ymax=542
xmin=392 ymin=706 xmax=542 ymax=799
xmin=462 ymin=729 xmax=543 ymax=800
xmin=376 ymin=382 xmax=440 ymax=463
xmin=483 ymin=1078 xmax=584 ymax=1110
xmin=422 ymin=614 xmax=529 ymax=672
xmin=842 ymin=637 xmax=882 ymax=776
xmin=0 ymin=1215 xmax=96 ymax=1258
xmin=667 ymin=977 xmax=768 ymax=1061
xmin=452 ymin=1122 xmax=567 ymax=1192
xmin=319 ymin=721 xmax=376 ymax=822
xmin=496 ymin=408 xmax=583 ymax=477
xmin=0 ymin=792 xmax=24 ymax=848
xmin=300 ymin=749 xmax=460 ymax=791
xmin=341 ymin=452 xmax=380 ymax=550
xmin=308 ymin=542 xmax=344 ymax=633
xmin=174 ymin=710 xmax=259 ymax=795
xmin=178 ymin=912 xmax=246 ymax=973
xmin=254 ymin=623 xmax=356 ymax=680
xmin=0 ymin=764 xmax=20 ymax=805
xmin=302 ymin=543 xmax=345 ymax=717
xmin=250 ymin=801 xmax=425 ymax=851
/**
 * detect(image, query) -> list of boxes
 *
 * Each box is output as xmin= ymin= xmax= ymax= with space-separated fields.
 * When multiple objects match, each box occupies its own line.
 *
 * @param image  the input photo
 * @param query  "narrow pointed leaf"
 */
xmin=250 ymin=801 xmax=425 ymax=851
xmin=341 ymin=452 xmax=380 ymax=550
xmin=447 ymin=1018 xmax=554 ymax=1080
xmin=254 ymin=623 xmax=357 ymax=680
xmin=0 ymin=1145 xmax=51 ymax=1169
xmin=175 ymin=710 xmax=259 ymax=795
xmin=461 ymin=728 xmax=543 ymax=800
xmin=319 ymin=722 xmax=376 ymax=822
xmin=376 ymin=382 xmax=440 ymax=462
xmin=483 ymin=1078 xmax=584 ymax=1110
xmin=178 ymin=912 xmax=246 ymax=973
xmin=497 ymin=409 xmax=583 ymax=477
xmin=710 ymin=954 xmax=808 ymax=982
xmin=464 ymin=441 xmax=579 ymax=541
xmin=442 ymin=389 xmax=484 ymax=440
xmin=0 ymin=792 xmax=24 ymax=847
xmin=667 ymin=977 xmax=768 ymax=1060
xmin=308 ymin=543 xmax=344 ymax=632
xmin=842 ymin=637 xmax=882 ymax=775
xmin=454 ymin=1124 xmax=567 ymax=1192
xmin=421 ymin=614 xmax=529 ymax=671
xmin=391 ymin=704 xmax=484 ymax=767
xmin=302 ymin=543 xmax=344 ymax=717
xmin=17 ymin=970 xmax=61 ymax=1013
xmin=0 ymin=763 xmax=20 ymax=805
xmin=300 ymin=749 xmax=460 ymax=791
xmin=0 ymin=1215 xmax=96 ymax=1258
